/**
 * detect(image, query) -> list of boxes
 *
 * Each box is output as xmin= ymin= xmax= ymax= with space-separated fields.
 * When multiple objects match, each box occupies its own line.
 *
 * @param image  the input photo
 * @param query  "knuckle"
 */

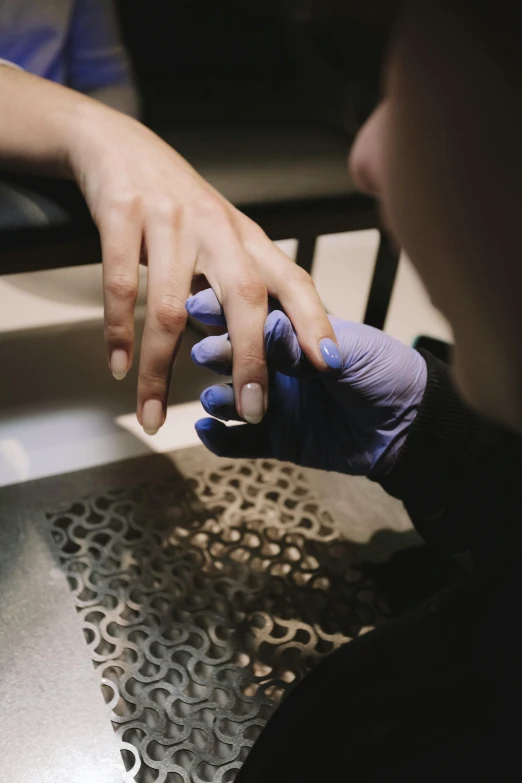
xmin=193 ymin=193 xmax=227 ymax=222
xmin=105 ymin=270 xmax=138 ymax=304
xmin=154 ymin=295 xmax=187 ymax=333
xmin=288 ymin=265 xmax=314 ymax=287
xmin=152 ymin=196 xmax=178 ymax=223
xmin=140 ymin=368 xmax=166 ymax=390
xmin=233 ymin=277 xmax=267 ymax=306
xmin=106 ymin=191 xmax=142 ymax=220
xmin=190 ymin=197 xmax=238 ymax=240
xmin=104 ymin=322 xmax=131 ymax=343
xmin=236 ymin=350 xmax=266 ymax=375
xmin=105 ymin=318 xmax=131 ymax=336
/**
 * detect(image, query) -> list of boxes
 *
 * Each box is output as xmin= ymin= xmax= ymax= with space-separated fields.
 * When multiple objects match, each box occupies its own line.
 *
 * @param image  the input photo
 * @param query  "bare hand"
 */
xmin=66 ymin=103 xmax=338 ymax=434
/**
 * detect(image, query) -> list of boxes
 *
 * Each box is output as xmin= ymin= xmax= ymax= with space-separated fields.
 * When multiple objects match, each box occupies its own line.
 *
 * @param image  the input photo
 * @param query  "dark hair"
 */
xmin=278 ymin=0 xmax=398 ymax=22
xmin=305 ymin=0 xmax=521 ymax=68
xmin=457 ymin=1 xmax=522 ymax=69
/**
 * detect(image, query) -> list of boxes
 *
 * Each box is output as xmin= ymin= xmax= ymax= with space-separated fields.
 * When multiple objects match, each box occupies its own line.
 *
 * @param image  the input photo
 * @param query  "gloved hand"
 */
xmin=189 ymin=290 xmax=427 ymax=479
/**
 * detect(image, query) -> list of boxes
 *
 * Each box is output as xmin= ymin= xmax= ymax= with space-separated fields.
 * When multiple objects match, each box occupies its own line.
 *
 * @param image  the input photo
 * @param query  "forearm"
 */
xmin=0 ymin=65 xmax=92 ymax=178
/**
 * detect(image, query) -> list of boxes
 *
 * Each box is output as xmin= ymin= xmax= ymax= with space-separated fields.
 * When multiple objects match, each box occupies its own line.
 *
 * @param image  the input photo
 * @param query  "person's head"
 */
xmin=349 ymin=1 xmax=522 ymax=432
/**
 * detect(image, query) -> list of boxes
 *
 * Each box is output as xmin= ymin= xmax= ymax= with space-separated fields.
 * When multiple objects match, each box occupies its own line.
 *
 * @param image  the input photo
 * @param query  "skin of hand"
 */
xmin=189 ymin=290 xmax=427 ymax=477
xmin=0 ymin=66 xmax=338 ymax=435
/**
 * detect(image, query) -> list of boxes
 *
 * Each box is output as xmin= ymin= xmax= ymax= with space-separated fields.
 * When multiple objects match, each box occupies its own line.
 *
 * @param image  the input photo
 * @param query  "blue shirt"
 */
xmin=0 ymin=0 xmax=134 ymax=94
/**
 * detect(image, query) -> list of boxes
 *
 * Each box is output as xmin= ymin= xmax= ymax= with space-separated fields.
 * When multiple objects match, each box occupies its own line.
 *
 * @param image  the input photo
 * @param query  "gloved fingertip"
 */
xmin=264 ymin=310 xmax=292 ymax=352
xmin=200 ymin=384 xmax=235 ymax=416
xmin=199 ymin=387 xmax=213 ymax=414
xmin=191 ymin=335 xmax=230 ymax=370
xmin=195 ymin=416 xmax=218 ymax=432
xmin=186 ymin=289 xmax=226 ymax=326
xmin=264 ymin=310 xmax=303 ymax=373
xmin=319 ymin=338 xmax=342 ymax=371
xmin=191 ymin=340 xmax=213 ymax=368
xmin=195 ymin=417 xmax=224 ymax=451
xmin=190 ymin=343 xmax=202 ymax=366
xmin=264 ymin=309 xmax=291 ymax=337
xmin=185 ymin=294 xmax=198 ymax=316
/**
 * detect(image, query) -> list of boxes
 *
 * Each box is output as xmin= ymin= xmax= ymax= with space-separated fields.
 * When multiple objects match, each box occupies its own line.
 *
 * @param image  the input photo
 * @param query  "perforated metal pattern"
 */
xmin=47 ymin=459 xmax=390 ymax=782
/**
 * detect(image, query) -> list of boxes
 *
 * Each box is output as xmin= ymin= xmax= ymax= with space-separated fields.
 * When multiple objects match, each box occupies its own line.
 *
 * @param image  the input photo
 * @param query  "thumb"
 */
xmin=264 ymin=311 xmax=341 ymax=377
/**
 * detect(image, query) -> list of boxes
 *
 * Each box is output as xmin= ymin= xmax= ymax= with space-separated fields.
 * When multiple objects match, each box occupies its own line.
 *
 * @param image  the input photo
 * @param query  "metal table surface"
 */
xmin=0 ymin=447 xmax=413 ymax=783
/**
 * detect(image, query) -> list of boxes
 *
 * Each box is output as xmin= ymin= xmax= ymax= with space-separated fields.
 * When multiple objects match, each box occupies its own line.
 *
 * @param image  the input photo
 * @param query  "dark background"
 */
xmin=115 ymin=0 xmax=388 ymax=135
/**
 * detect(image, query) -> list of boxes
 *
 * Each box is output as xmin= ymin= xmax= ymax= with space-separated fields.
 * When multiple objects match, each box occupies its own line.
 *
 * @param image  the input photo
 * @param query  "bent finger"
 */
xmin=186 ymin=288 xmax=227 ymax=326
xmin=191 ymin=334 xmax=232 ymax=375
xmin=200 ymin=383 xmax=242 ymax=422
xmin=100 ymin=210 xmax=142 ymax=380
xmin=203 ymin=254 xmax=269 ymax=425
xmin=137 ymin=220 xmax=194 ymax=434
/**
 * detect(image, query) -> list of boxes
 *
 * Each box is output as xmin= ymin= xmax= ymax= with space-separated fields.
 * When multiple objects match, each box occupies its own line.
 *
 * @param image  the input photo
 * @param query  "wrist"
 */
xmin=379 ymin=350 xmax=489 ymax=517
xmin=61 ymin=97 xmax=113 ymax=182
xmin=0 ymin=67 xmax=92 ymax=178
xmin=368 ymin=351 xmax=428 ymax=481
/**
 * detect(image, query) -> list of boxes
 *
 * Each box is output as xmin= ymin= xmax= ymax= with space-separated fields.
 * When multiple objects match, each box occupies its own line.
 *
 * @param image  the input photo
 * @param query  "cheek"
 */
xmin=379 ymin=5 xmax=522 ymax=433
xmin=378 ymin=98 xmax=458 ymax=315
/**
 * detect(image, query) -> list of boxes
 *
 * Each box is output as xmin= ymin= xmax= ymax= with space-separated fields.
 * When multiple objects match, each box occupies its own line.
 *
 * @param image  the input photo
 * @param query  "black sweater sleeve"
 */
xmin=379 ymin=350 xmax=522 ymax=559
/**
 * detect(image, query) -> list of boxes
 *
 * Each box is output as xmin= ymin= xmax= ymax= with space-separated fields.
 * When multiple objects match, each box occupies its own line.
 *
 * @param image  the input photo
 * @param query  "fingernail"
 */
xmin=319 ymin=338 xmax=342 ymax=370
xmin=240 ymin=383 xmax=264 ymax=424
xmin=142 ymin=400 xmax=164 ymax=435
xmin=110 ymin=349 xmax=128 ymax=380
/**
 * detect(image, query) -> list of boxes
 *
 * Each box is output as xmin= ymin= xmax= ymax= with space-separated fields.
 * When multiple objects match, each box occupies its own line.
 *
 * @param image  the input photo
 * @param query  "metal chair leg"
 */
xmin=295 ymin=234 xmax=318 ymax=276
xmin=363 ymin=231 xmax=400 ymax=330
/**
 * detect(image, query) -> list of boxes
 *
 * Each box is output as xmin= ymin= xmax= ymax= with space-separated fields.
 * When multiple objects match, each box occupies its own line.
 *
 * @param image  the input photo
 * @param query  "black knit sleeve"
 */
xmin=379 ymin=350 xmax=522 ymax=557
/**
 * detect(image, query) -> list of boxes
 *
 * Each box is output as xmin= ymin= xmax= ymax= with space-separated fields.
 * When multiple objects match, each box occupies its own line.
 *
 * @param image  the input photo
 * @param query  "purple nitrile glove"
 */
xmin=188 ymin=290 xmax=427 ymax=479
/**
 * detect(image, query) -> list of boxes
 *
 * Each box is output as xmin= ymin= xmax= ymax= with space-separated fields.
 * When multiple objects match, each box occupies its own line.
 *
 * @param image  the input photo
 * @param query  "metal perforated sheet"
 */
xmin=47 ymin=459 xmax=391 ymax=782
